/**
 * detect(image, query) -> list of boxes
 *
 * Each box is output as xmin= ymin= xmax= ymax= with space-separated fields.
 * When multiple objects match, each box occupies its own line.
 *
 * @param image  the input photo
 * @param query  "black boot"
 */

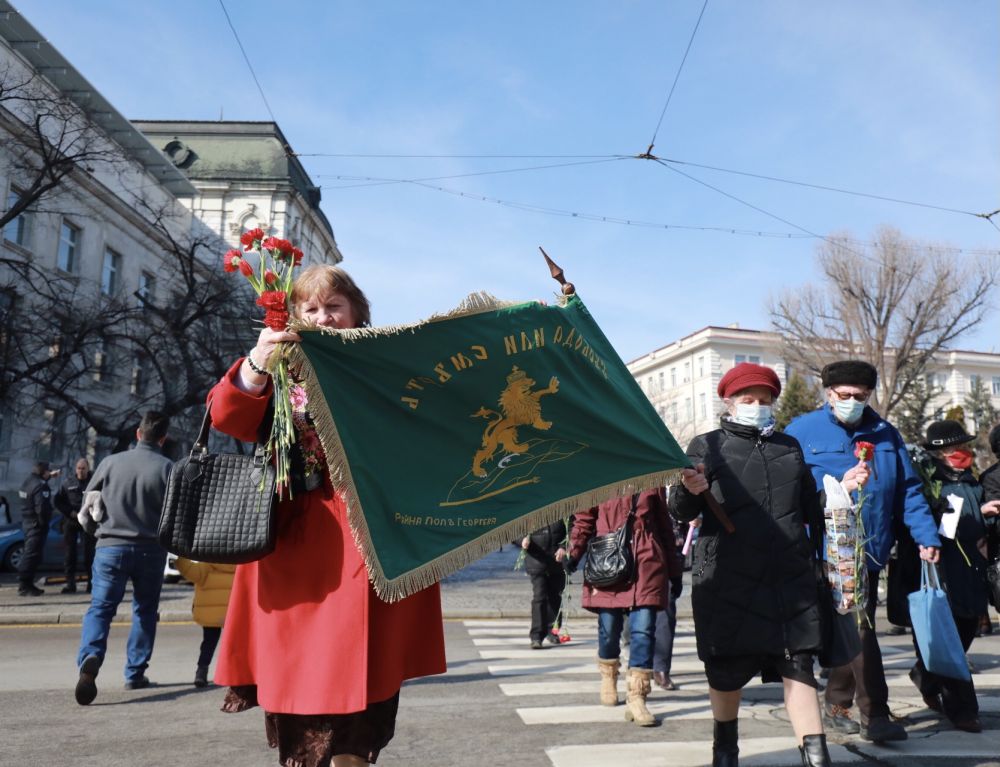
xmin=799 ymin=734 xmax=831 ymax=767
xmin=712 ymin=718 xmax=738 ymax=767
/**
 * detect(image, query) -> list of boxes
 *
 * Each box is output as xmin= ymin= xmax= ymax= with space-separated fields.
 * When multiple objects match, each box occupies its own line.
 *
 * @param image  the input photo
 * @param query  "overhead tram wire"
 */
xmin=644 ymin=0 xmax=710 ymax=157
xmin=218 ymin=0 xmax=278 ymax=124
xmin=296 ymin=153 xmax=626 ymax=159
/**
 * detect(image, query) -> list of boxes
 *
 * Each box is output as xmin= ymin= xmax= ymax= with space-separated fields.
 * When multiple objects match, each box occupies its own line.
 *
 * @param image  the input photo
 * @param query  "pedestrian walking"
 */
xmin=17 ymin=461 xmax=55 ymax=597
xmin=73 ymin=411 xmax=173 ymax=706
xmin=785 ymin=359 xmax=941 ymax=743
xmin=566 ymin=488 xmax=672 ymax=728
xmin=210 ymin=264 xmax=445 ymax=767
xmin=53 ymin=457 xmax=96 ymax=593
xmin=670 ymin=362 xmax=831 ymax=767
xmin=174 ymin=557 xmax=236 ymax=688
xmin=903 ymin=420 xmax=1000 ymax=732
xmin=521 ymin=519 xmax=570 ymax=649
xmin=652 ymin=513 xmax=684 ymax=691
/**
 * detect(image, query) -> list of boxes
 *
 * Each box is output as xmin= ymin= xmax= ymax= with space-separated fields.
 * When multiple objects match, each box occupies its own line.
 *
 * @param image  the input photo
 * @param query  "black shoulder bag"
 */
xmin=158 ymin=404 xmax=277 ymax=564
xmin=583 ymin=494 xmax=638 ymax=589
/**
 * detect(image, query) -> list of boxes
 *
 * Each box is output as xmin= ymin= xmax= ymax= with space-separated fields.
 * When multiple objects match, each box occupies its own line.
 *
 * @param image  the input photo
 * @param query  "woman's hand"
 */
xmin=919 ymin=545 xmax=940 ymax=564
xmin=841 ymin=461 xmax=870 ymax=492
xmin=250 ymin=326 xmax=302 ymax=369
xmin=555 ymin=547 xmax=567 ymax=562
xmin=982 ymin=500 xmax=1000 ymax=517
xmin=521 ymin=536 xmax=530 ymax=550
xmin=680 ymin=464 xmax=708 ymax=495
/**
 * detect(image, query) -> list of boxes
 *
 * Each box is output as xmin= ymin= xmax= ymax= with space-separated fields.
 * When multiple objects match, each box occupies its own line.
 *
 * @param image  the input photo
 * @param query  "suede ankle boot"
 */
xmin=597 ymin=658 xmax=621 ymax=706
xmin=624 ymin=668 xmax=656 ymax=726
xmin=799 ymin=733 xmax=831 ymax=767
xmin=712 ymin=718 xmax=738 ymax=767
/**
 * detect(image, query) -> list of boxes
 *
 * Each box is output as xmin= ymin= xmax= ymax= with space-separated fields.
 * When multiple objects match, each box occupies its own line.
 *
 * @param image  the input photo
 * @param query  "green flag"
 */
xmin=289 ymin=293 xmax=688 ymax=601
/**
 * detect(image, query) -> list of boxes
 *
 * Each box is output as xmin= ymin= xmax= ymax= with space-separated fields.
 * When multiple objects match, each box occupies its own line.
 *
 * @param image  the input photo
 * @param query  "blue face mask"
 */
xmin=733 ymin=403 xmax=773 ymax=429
xmin=833 ymin=398 xmax=865 ymax=424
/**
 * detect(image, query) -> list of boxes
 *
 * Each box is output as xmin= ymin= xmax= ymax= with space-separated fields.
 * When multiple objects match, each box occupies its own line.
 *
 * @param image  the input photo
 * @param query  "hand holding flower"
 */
xmin=841 ymin=462 xmax=870 ymax=492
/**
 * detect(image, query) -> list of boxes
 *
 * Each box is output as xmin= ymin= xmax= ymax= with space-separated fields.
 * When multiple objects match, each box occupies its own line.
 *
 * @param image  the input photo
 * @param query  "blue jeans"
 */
xmin=78 ymin=543 xmax=167 ymax=682
xmin=654 ymin=576 xmax=684 ymax=674
xmin=598 ymin=607 xmax=655 ymax=669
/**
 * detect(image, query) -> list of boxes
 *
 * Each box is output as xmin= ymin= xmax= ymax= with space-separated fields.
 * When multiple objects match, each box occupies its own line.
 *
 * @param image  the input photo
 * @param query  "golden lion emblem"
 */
xmin=470 ymin=365 xmax=559 ymax=478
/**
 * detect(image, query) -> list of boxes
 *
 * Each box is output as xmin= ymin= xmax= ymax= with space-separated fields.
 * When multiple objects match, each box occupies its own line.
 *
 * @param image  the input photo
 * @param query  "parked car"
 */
xmin=0 ymin=517 xmax=84 ymax=572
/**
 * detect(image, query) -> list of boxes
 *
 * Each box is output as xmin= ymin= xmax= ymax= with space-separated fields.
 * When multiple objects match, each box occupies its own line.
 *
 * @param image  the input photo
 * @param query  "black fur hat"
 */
xmin=821 ymin=360 xmax=878 ymax=389
xmin=922 ymin=420 xmax=975 ymax=450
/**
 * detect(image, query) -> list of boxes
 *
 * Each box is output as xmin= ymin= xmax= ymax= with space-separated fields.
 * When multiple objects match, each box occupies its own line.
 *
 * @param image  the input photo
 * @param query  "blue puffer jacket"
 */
xmin=785 ymin=405 xmax=941 ymax=572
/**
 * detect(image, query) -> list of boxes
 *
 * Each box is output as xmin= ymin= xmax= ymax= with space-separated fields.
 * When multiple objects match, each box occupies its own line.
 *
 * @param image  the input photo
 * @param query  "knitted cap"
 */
xmin=717 ymin=362 xmax=781 ymax=399
xmin=821 ymin=360 xmax=877 ymax=389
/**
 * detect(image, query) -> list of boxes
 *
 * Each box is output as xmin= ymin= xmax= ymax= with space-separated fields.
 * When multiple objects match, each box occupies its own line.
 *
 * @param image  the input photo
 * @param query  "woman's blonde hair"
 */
xmin=291 ymin=264 xmax=371 ymax=328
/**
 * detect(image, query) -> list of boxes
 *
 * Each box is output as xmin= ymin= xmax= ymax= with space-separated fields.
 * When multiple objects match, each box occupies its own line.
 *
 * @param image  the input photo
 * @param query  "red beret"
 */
xmin=717 ymin=362 xmax=781 ymax=399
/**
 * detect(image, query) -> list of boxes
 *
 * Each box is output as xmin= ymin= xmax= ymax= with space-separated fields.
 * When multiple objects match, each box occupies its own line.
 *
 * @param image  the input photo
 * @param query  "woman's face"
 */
xmin=724 ymin=385 xmax=774 ymax=414
xmin=297 ymin=289 xmax=356 ymax=329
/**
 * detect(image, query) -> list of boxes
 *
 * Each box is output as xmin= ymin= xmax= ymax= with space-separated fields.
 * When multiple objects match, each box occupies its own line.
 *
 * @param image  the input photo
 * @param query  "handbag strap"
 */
xmin=922 ymin=560 xmax=942 ymax=591
xmin=190 ymin=400 xmax=268 ymax=463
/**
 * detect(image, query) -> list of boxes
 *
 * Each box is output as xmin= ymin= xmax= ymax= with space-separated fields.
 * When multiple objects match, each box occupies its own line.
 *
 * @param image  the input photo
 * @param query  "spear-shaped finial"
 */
xmin=539 ymin=247 xmax=575 ymax=296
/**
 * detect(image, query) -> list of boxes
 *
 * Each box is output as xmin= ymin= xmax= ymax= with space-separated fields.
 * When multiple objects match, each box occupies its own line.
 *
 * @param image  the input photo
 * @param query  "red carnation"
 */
xmin=292 ymin=247 xmax=304 ymax=266
xmin=854 ymin=441 xmax=875 ymax=462
xmin=261 ymin=236 xmax=280 ymax=251
xmin=240 ymin=227 xmax=265 ymax=250
xmin=238 ymin=258 xmax=254 ymax=277
xmin=257 ymin=290 xmax=287 ymax=311
xmin=223 ymin=249 xmax=242 ymax=273
xmin=264 ymin=269 xmax=277 ymax=285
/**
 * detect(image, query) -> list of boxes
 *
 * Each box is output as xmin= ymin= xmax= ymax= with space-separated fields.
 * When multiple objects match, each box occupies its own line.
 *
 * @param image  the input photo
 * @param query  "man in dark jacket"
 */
xmin=521 ymin=519 xmax=569 ymax=649
xmin=17 ymin=461 xmax=55 ymax=597
xmin=982 ymin=423 xmax=1000 ymax=504
xmin=786 ymin=360 xmax=940 ymax=744
xmin=74 ymin=412 xmax=172 ymax=706
xmin=53 ymin=457 xmax=95 ymax=594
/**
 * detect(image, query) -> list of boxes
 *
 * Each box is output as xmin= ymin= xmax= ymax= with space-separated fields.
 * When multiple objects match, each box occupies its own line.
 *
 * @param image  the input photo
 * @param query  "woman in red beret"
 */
xmin=668 ymin=363 xmax=830 ymax=767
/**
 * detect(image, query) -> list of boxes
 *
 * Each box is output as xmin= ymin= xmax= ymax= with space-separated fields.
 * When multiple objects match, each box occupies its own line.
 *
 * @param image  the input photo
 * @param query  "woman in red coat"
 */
xmin=567 ymin=488 xmax=671 ymax=727
xmin=210 ymin=264 xmax=446 ymax=767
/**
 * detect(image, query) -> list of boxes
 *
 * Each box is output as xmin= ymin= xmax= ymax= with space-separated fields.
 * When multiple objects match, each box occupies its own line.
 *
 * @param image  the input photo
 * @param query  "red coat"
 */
xmin=569 ymin=488 xmax=671 ymax=610
xmin=210 ymin=361 xmax=446 ymax=715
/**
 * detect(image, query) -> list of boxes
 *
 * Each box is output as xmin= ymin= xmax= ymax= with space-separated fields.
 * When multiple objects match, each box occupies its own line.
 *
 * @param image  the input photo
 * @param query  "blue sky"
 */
xmin=14 ymin=0 xmax=1000 ymax=360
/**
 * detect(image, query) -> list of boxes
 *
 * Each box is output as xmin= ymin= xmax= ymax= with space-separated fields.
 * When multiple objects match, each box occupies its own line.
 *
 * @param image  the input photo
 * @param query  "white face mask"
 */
xmin=833 ymin=398 xmax=865 ymax=424
xmin=733 ymin=403 xmax=773 ymax=429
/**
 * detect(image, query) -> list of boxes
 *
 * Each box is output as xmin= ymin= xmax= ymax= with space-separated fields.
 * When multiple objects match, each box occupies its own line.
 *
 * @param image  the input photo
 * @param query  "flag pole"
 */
xmin=539 ymin=246 xmax=735 ymax=534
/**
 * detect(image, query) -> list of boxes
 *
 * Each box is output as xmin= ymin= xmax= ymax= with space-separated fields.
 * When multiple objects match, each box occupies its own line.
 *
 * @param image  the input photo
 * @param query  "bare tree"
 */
xmin=768 ymin=227 xmax=999 ymax=418
xmin=0 ymin=63 xmax=120 ymax=230
xmin=0 ymin=200 xmax=257 ymax=455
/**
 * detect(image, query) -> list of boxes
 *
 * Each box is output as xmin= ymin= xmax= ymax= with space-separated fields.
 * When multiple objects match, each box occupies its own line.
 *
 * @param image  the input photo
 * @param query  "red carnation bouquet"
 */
xmin=223 ymin=228 xmax=304 ymax=496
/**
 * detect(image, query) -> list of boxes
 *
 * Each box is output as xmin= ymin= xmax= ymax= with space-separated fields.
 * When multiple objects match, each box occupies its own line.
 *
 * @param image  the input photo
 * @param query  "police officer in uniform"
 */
xmin=18 ymin=461 xmax=55 ymax=597
xmin=54 ymin=458 xmax=95 ymax=593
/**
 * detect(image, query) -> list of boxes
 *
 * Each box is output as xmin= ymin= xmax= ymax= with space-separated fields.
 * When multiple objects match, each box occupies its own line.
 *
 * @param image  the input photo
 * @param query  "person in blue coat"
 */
xmin=785 ymin=360 xmax=940 ymax=744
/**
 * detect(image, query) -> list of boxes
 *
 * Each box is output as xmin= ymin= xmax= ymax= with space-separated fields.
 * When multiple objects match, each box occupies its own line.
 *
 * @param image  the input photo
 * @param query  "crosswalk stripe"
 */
xmin=546 ymin=738 xmax=865 ymax=766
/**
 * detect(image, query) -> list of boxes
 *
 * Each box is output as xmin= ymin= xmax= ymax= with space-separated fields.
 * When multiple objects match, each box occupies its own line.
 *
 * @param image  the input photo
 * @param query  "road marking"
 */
xmin=546 ymin=738 xmax=864 ymax=766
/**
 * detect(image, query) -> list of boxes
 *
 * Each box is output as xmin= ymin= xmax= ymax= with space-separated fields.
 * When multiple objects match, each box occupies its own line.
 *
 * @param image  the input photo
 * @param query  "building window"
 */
xmin=697 ymin=356 xmax=704 ymax=378
xmin=137 ymin=271 xmax=155 ymax=308
xmin=57 ymin=221 xmax=79 ymax=272
xmin=36 ymin=407 xmax=65 ymax=462
xmin=671 ymin=402 xmax=678 ymax=421
xmin=735 ymin=354 xmax=760 ymax=365
xmin=685 ymin=397 xmax=692 ymax=419
xmin=131 ymin=353 xmax=146 ymax=395
xmin=93 ymin=338 xmax=111 ymax=383
xmin=101 ymin=248 xmax=122 ymax=295
xmin=670 ymin=367 xmax=677 ymax=387
xmin=699 ymin=392 xmax=707 ymax=418
xmin=658 ymin=371 xmax=664 ymax=392
xmin=683 ymin=361 xmax=690 ymax=382
xmin=969 ymin=374 xmax=981 ymax=392
xmin=647 ymin=376 xmax=654 ymax=393
xmin=0 ymin=408 xmax=11 ymax=452
xmin=658 ymin=406 xmax=666 ymax=421
xmin=3 ymin=186 xmax=27 ymax=246
xmin=993 ymin=376 xmax=1000 ymax=396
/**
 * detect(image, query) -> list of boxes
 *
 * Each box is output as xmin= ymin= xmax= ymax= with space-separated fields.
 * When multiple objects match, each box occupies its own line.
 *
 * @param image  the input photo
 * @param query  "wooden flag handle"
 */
xmin=701 ymin=491 xmax=735 ymax=533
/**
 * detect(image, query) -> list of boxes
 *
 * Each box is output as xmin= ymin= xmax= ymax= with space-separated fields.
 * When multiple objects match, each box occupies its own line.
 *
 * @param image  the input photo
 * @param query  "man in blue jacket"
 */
xmin=786 ymin=360 xmax=940 ymax=744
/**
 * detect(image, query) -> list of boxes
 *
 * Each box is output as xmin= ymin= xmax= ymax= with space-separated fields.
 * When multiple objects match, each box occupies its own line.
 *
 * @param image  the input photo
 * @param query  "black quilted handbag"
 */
xmin=583 ymin=495 xmax=637 ymax=589
xmin=158 ymin=404 xmax=277 ymax=564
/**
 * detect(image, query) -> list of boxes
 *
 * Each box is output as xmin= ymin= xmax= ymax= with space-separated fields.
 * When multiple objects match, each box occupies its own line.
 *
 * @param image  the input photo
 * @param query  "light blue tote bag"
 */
xmin=908 ymin=561 xmax=971 ymax=681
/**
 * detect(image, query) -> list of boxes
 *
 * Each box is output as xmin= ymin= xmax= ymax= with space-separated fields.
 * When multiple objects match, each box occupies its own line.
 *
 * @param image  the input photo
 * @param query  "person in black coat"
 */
xmin=53 ymin=458 xmax=95 ymax=593
xmin=669 ymin=363 xmax=829 ymax=767
xmin=521 ymin=519 xmax=570 ymax=649
xmin=982 ymin=424 xmax=1000 ymax=506
xmin=18 ymin=461 xmax=55 ymax=597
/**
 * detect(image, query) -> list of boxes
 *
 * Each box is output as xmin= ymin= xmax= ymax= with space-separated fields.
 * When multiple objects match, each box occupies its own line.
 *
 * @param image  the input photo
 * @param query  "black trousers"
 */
xmin=198 ymin=626 xmax=223 ymax=668
xmin=527 ymin=561 xmax=565 ymax=641
xmin=18 ymin=513 xmax=48 ymax=588
xmin=909 ymin=613 xmax=979 ymax=721
xmin=63 ymin=520 xmax=96 ymax=582
xmin=824 ymin=572 xmax=891 ymax=718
